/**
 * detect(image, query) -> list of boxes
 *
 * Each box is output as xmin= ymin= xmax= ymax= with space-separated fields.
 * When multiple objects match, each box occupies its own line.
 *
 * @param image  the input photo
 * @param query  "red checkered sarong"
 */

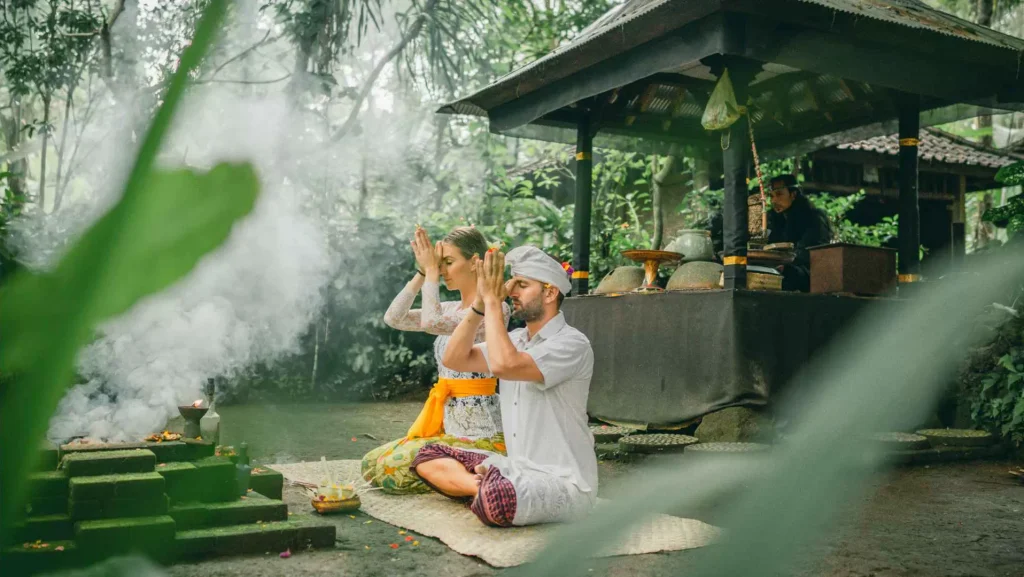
xmin=411 ymin=444 xmax=517 ymax=527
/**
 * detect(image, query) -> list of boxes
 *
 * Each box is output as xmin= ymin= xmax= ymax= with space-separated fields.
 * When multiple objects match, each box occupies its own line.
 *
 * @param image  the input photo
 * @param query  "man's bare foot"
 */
xmin=474 ymin=464 xmax=489 ymax=475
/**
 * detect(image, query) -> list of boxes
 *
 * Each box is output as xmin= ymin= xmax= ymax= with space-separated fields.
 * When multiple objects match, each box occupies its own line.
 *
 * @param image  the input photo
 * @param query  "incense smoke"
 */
xmin=10 ymin=2 xmax=456 ymax=442
xmin=47 ymin=90 xmax=333 ymax=442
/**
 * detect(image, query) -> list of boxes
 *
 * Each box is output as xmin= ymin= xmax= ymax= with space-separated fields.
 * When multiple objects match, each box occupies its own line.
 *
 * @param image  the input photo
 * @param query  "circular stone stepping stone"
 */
xmin=686 ymin=442 xmax=771 ymax=454
xmin=618 ymin=433 xmax=699 ymax=454
xmin=868 ymin=432 xmax=930 ymax=451
xmin=589 ymin=425 xmax=639 ymax=444
xmin=915 ymin=429 xmax=995 ymax=447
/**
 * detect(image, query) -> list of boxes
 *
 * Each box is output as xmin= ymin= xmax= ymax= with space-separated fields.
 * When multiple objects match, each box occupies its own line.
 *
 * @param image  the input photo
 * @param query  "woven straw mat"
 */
xmin=274 ymin=459 xmax=720 ymax=568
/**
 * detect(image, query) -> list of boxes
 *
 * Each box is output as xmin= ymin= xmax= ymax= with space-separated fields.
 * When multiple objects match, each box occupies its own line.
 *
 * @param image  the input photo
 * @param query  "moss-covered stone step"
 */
xmin=12 ymin=514 xmax=74 ymax=542
xmin=70 ymin=494 xmax=170 ymax=521
xmin=69 ymin=471 xmax=165 ymax=501
xmin=192 ymin=456 xmax=237 ymax=502
xmin=2 ymin=539 xmax=80 ymax=575
xmin=38 ymin=442 xmax=59 ymax=472
xmin=249 ymin=467 xmax=284 ymax=500
xmin=170 ymin=494 xmax=288 ymax=530
xmin=156 ymin=461 xmax=202 ymax=502
xmin=146 ymin=441 xmax=192 ymax=463
xmin=182 ymin=438 xmax=216 ymax=460
xmin=75 ymin=515 xmax=176 ymax=562
xmin=61 ymin=449 xmax=156 ymax=477
xmin=29 ymin=470 xmax=69 ymax=500
xmin=24 ymin=497 xmax=68 ymax=517
xmin=60 ymin=441 xmax=149 ymax=456
xmin=175 ymin=515 xmax=335 ymax=558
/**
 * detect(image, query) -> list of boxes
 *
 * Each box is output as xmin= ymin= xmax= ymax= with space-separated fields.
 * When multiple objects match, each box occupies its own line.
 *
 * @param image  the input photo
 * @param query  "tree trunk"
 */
xmin=310 ymin=320 xmax=320 ymax=389
xmin=432 ymin=115 xmax=447 ymax=210
xmin=37 ymin=94 xmax=52 ymax=212
xmin=358 ymin=152 xmax=369 ymax=216
xmin=53 ymin=86 xmax=77 ymax=212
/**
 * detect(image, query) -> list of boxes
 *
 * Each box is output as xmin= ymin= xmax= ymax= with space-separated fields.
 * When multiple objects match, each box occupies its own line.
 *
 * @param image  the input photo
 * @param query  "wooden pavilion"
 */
xmin=438 ymin=0 xmax=1024 ymax=426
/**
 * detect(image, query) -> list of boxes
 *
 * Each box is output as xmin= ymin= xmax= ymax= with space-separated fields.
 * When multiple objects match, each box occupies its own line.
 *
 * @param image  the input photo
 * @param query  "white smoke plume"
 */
xmin=47 ymin=88 xmax=334 ymax=442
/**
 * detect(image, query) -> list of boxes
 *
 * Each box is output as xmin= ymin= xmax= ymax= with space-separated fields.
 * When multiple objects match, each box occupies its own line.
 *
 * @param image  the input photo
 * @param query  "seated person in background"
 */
xmin=766 ymin=174 xmax=834 ymax=291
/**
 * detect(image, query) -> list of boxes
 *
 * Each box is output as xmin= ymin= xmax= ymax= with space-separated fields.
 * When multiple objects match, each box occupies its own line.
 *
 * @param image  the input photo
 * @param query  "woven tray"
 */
xmin=686 ymin=442 xmax=771 ymax=454
xmin=915 ymin=429 xmax=995 ymax=447
xmin=619 ymin=434 xmax=699 ymax=454
xmin=868 ymin=432 xmax=930 ymax=450
xmin=590 ymin=425 xmax=639 ymax=444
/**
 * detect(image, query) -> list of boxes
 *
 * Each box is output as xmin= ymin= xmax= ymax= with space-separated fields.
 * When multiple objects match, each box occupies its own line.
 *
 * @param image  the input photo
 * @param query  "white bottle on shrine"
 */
xmin=200 ymin=378 xmax=221 ymax=445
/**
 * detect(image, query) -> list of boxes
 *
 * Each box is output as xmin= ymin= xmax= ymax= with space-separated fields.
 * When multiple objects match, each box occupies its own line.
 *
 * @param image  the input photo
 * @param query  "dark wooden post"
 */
xmin=897 ymin=93 xmax=921 ymax=283
xmin=721 ymin=65 xmax=756 ymax=289
xmin=572 ymin=112 xmax=593 ymax=294
xmin=951 ymin=174 xmax=967 ymax=268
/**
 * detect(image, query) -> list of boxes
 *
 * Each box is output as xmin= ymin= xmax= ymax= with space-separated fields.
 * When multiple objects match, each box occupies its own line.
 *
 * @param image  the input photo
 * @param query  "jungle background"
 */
xmin=1 ymin=0 xmax=1023 ymax=448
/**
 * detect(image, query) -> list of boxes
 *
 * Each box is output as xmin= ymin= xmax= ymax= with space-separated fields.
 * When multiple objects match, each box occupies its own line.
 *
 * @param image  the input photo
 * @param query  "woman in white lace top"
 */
xmin=361 ymin=226 xmax=510 ymax=494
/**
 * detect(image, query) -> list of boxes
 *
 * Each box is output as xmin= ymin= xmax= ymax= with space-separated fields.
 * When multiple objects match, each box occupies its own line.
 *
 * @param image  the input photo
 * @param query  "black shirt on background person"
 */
xmin=765 ymin=174 xmax=834 ymax=292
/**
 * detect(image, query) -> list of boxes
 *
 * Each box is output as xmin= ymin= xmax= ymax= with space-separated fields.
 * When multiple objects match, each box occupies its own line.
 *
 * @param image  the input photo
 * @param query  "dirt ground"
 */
xmin=163 ymin=402 xmax=1024 ymax=577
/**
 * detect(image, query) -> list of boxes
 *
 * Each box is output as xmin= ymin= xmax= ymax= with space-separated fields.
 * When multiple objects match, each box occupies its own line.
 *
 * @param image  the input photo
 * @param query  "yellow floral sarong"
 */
xmin=361 ymin=433 xmax=506 ymax=494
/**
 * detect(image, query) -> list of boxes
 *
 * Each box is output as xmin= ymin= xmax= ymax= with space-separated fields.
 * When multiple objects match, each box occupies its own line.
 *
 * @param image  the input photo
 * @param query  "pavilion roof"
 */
xmin=440 ymin=0 xmax=1024 ymax=156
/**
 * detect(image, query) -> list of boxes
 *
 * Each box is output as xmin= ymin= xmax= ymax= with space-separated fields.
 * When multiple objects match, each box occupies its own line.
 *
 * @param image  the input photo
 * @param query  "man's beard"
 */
xmin=511 ymin=296 xmax=544 ymax=322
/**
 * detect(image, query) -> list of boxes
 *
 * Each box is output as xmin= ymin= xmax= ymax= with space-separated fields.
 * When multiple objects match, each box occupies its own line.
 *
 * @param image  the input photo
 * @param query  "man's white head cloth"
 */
xmin=505 ymin=245 xmax=571 ymax=295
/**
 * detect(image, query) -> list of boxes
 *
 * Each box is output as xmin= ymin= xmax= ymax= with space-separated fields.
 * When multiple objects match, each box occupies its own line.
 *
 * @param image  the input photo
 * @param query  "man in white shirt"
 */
xmin=411 ymin=246 xmax=597 ymax=526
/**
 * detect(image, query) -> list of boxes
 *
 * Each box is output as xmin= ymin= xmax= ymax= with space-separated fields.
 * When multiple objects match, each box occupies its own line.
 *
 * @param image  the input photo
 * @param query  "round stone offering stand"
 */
xmin=618 ymin=433 xmax=699 ymax=454
xmin=915 ymin=429 xmax=995 ymax=447
xmin=686 ymin=442 xmax=771 ymax=454
xmin=867 ymin=432 xmax=930 ymax=451
xmin=590 ymin=425 xmax=639 ymax=444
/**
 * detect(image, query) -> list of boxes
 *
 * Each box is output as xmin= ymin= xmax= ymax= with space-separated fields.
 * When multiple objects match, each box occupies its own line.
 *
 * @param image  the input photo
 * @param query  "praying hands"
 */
xmin=477 ymin=250 xmax=510 ymax=306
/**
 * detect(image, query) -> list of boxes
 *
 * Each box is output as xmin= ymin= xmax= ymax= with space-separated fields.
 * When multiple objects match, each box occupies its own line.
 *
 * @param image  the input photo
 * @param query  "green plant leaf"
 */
xmin=995 ymin=160 xmax=1024 ymax=186
xmin=0 ymin=0 xmax=233 ymax=543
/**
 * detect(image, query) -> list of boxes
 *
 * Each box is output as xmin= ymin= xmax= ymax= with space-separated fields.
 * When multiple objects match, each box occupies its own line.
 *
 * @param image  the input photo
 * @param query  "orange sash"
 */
xmin=406 ymin=377 xmax=498 ymax=439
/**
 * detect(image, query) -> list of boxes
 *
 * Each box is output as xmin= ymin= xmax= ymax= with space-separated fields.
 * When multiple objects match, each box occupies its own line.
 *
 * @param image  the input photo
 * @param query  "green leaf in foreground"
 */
xmin=0 ymin=0 xmax=230 ymax=544
xmin=0 ymin=162 xmax=259 ymax=542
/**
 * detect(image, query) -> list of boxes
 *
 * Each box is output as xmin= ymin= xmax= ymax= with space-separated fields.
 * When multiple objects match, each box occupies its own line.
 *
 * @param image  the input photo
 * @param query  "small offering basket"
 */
xmin=311 ymin=483 xmax=361 ymax=515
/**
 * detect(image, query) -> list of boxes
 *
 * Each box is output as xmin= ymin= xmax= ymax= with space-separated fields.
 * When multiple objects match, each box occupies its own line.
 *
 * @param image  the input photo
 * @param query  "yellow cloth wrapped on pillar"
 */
xmin=406 ymin=377 xmax=498 ymax=439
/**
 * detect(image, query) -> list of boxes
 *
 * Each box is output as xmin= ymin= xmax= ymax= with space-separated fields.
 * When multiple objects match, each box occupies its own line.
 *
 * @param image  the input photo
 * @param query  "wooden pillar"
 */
xmin=897 ymin=93 xmax=921 ymax=283
xmin=722 ymin=65 xmax=756 ymax=289
xmin=951 ymin=174 xmax=967 ymax=267
xmin=572 ymin=112 xmax=593 ymax=295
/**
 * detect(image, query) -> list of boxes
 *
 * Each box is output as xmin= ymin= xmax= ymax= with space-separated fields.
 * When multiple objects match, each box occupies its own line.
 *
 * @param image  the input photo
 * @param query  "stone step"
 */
xmin=147 ymin=441 xmax=191 ymax=463
xmin=60 ymin=440 xmax=202 ymax=463
xmin=69 ymin=472 xmax=165 ymax=501
xmin=22 ymin=471 xmax=69 ymax=518
xmin=170 ymin=494 xmax=288 ymax=530
xmin=75 ymin=515 xmax=176 ymax=562
xmin=60 ymin=441 xmax=149 ymax=456
xmin=29 ymin=470 xmax=69 ymax=500
xmin=249 ymin=467 xmax=284 ymax=500
xmin=70 ymin=495 xmax=170 ymax=522
xmin=37 ymin=442 xmax=59 ymax=472
xmin=191 ymin=456 xmax=238 ymax=502
xmin=12 ymin=514 xmax=74 ymax=542
xmin=24 ymin=497 xmax=68 ymax=517
xmin=156 ymin=461 xmax=200 ymax=503
xmin=3 ymin=539 xmax=79 ymax=575
xmin=182 ymin=438 xmax=216 ymax=460
xmin=61 ymin=449 xmax=156 ymax=477
xmin=175 ymin=514 xmax=335 ymax=559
